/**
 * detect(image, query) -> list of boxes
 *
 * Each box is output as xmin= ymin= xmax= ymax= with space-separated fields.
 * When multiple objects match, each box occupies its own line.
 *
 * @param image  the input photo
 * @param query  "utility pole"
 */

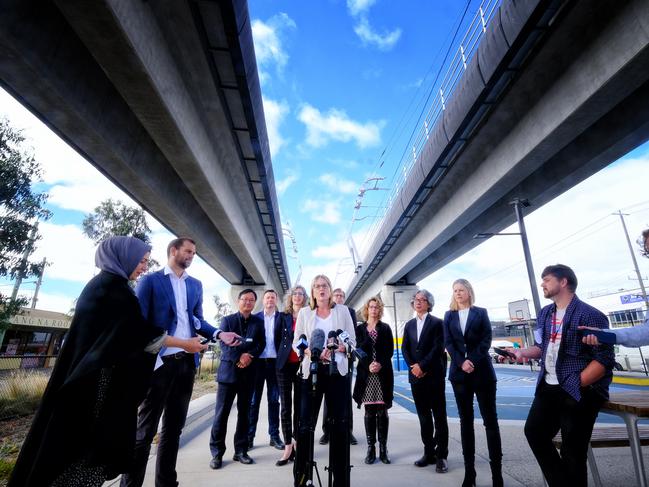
xmin=31 ymin=258 xmax=48 ymax=309
xmin=615 ymin=211 xmax=649 ymax=310
xmin=10 ymin=224 xmax=38 ymax=301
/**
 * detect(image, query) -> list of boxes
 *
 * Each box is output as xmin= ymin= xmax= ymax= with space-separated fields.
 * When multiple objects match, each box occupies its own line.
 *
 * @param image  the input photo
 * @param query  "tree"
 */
xmin=82 ymin=199 xmax=159 ymax=271
xmin=82 ymin=198 xmax=152 ymax=244
xmin=213 ymin=294 xmax=232 ymax=325
xmin=0 ymin=117 xmax=51 ymax=327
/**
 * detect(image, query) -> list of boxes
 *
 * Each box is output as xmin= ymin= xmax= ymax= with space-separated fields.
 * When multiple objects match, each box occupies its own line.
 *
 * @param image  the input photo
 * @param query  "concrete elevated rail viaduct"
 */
xmin=346 ymin=0 xmax=649 ymax=320
xmin=0 ymin=0 xmax=289 ymax=297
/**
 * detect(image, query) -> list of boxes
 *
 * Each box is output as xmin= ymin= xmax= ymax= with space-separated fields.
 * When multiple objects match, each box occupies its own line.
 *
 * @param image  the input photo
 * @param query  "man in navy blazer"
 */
xmin=122 ymin=238 xmax=239 ymax=487
xmin=209 ymin=289 xmax=265 ymax=469
xmin=247 ymin=289 xmax=285 ymax=450
xmin=401 ymin=289 xmax=449 ymax=473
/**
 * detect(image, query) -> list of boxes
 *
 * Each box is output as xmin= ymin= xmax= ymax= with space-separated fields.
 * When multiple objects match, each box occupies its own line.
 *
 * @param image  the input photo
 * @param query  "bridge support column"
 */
xmin=229 ymin=285 xmax=266 ymax=315
xmin=379 ymin=284 xmax=418 ymax=372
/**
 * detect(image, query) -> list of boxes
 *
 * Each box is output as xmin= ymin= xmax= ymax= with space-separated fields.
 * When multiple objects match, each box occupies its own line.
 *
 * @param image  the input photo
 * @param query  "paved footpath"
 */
xmin=106 ymin=384 xmax=648 ymax=487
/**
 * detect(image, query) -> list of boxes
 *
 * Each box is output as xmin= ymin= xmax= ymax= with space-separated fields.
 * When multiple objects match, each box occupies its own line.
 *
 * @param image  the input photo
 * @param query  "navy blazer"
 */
xmin=217 ymin=312 xmax=265 ymax=384
xmin=273 ymin=312 xmax=296 ymax=370
xmin=444 ymin=306 xmax=496 ymax=383
xmin=402 ymin=314 xmax=447 ymax=384
xmin=136 ymin=269 xmax=218 ymax=367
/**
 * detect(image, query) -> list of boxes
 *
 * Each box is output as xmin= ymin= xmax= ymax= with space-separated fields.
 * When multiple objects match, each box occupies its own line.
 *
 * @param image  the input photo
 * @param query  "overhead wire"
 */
xmin=351 ymin=0 xmax=476 ymax=241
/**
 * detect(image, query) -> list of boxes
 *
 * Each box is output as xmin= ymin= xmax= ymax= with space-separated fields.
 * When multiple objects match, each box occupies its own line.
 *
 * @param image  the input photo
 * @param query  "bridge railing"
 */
xmin=363 ymin=0 xmax=502 ymax=253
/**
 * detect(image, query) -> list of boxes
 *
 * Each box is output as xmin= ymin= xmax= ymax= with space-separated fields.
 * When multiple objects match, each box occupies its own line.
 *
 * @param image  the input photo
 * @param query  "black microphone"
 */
xmin=296 ymin=333 xmax=308 ymax=360
xmin=309 ymin=328 xmax=325 ymax=361
xmin=327 ymin=330 xmax=338 ymax=374
xmin=309 ymin=328 xmax=325 ymax=382
xmin=326 ymin=330 xmax=339 ymax=350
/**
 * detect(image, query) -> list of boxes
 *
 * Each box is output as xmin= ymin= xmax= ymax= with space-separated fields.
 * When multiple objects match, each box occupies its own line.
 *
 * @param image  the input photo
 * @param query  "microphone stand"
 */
xmin=325 ymin=346 xmax=352 ymax=487
xmin=298 ymin=353 xmax=322 ymax=487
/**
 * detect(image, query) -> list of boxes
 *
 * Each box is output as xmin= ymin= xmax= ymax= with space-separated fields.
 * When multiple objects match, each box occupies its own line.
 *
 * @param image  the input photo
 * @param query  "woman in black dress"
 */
xmin=275 ymin=284 xmax=307 ymax=466
xmin=443 ymin=279 xmax=503 ymax=487
xmin=353 ymin=296 xmax=394 ymax=465
xmin=9 ymin=236 xmax=164 ymax=487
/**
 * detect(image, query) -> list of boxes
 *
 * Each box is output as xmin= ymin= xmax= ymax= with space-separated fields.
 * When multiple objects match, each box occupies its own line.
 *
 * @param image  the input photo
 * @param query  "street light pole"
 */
xmin=511 ymin=198 xmax=542 ymax=318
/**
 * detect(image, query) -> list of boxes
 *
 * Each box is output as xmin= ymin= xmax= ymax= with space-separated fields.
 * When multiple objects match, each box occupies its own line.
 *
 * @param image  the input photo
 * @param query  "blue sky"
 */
xmin=1 ymin=0 xmax=648 ymax=322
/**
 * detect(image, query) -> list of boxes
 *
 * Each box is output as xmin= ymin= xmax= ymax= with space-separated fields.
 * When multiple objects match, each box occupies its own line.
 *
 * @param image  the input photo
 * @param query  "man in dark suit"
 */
xmin=401 ymin=289 xmax=449 ymax=473
xmin=319 ymin=288 xmax=359 ymax=446
xmin=209 ymin=289 xmax=265 ymax=469
xmin=247 ymin=289 xmax=284 ymax=450
xmin=121 ymin=238 xmax=240 ymax=487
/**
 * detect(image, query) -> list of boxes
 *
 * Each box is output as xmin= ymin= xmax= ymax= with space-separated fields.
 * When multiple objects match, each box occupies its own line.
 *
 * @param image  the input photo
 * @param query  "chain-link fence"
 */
xmin=0 ymin=357 xmax=53 ymax=420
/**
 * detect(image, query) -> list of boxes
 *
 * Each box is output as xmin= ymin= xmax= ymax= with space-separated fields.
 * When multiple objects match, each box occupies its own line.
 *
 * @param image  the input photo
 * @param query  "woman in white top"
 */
xmin=292 ymin=275 xmax=356 ymax=487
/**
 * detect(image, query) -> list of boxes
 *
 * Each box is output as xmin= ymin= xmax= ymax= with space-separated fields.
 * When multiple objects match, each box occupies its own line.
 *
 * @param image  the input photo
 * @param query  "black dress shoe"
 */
xmin=275 ymin=448 xmax=295 ymax=466
xmin=209 ymin=456 xmax=223 ymax=469
xmin=349 ymin=433 xmax=358 ymax=445
xmin=414 ymin=454 xmax=435 ymax=467
xmin=270 ymin=437 xmax=285 ymax=450
xmin=319 ymin=433 xmax=329 ymax=445
xmin=233 ymin=452 xmax=254 ymax=464
xmin=435 ymin=458 xmax=448 ymax=473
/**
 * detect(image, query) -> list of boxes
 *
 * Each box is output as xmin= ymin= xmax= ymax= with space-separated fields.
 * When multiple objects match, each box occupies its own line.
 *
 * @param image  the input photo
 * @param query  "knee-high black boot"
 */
xmin=377 ymin=408 xmax=390 ymax=464
xmin=490 ymin=460 xmax=504 ymax=487
xmin=364 ymin=411 xmax=377 ymax=464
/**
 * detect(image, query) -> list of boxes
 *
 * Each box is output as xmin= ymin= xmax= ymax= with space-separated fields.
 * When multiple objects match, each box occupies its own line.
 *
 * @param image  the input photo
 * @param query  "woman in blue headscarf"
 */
xmin=10 ymin=236 xmax=164 ymax=487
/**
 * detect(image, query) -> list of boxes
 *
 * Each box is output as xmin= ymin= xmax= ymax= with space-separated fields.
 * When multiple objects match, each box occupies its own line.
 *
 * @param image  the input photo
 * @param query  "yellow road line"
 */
xmin=612 ymin=376 xmax=649 ymax=386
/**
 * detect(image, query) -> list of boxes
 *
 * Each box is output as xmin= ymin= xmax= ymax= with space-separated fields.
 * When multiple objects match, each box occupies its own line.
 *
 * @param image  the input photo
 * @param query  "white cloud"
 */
xmin=276 ymin=174 xmax=298 ymax=195
xmin=353 ymin=17 xmax=402 ymax=51
xmin=302 ymin=199 xmax=342 ymax=224
xmin=298 ymin=104 xmax=383 ymax=148
xmin=30 ymin=222 xmax=97 ymax=283
xmin=347 ymin=0 xmax=377 ymax=16
xmin=346 ymin=0 xmax=401 ymax=51
xmin=319 ymin=173 xmax=358 ymax=194
xmin=312 ymin=241 xmax=349 ymax=259
xmin=418 ymin=157 xmax=649 ymax=321
xmin=31 ymin=292 xmax=77 ymax=314
xmin=262 ymin=97 xmax=289 ymax=158
xmin=251 ymin=13 xmax=296 ymax=83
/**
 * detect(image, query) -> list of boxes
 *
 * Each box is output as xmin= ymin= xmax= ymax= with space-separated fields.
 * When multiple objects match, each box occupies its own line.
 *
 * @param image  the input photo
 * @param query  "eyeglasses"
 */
xmin=413 ymin=298 xmax=428 ymax=303
xmin=292 ymin=291 xmax=305 ymax=296
xmin=313 ymin=284 xmax=329 ymax=290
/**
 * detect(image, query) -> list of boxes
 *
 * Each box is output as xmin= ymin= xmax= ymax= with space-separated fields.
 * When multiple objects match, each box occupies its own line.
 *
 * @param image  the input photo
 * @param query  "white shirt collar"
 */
xmin=164 ymin=265 xmax=188 ymax=280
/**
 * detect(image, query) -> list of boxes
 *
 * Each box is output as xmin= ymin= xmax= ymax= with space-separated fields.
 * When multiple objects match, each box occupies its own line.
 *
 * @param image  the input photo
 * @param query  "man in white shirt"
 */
xmin=248 ymin=289 xmax=285 ymax=450
xmin=121 ymin=238 xmax=239 ymax=487
xmin=401 ymin=290 xmax=449 ymax=473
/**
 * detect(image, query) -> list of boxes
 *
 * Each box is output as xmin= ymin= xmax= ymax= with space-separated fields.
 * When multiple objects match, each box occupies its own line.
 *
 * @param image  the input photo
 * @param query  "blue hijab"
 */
xmin=94 ymin=236 xmax=152 ymax=279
